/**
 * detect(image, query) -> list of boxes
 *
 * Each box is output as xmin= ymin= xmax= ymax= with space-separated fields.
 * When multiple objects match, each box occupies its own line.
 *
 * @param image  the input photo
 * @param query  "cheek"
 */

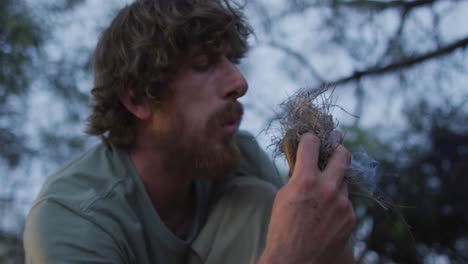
xmin=170 ymin=92 xmax=219 ymax=135
xmin=187 ymin=103 xmax=215 ymax=127
xmin=176 ymin=108 xmax=209 ymax=138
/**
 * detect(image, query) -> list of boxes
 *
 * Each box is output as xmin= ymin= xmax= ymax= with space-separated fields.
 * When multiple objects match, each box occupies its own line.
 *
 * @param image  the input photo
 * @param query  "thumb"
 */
xmin=291 ymin=132 xmax=321 ymax=181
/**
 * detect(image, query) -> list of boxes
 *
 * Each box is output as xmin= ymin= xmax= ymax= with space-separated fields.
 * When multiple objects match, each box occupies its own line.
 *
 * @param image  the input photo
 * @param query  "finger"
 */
xmin=339 ymin=180 xmax=349 ymax=198
xmin=329 ymin=130 xmax=344 ymax=145
xmin=291 ymin=132 xmax=320 ymax=180
xmin=323 ymin=144 xmax=351 ymax=186
xmin=282 ymin=130 xmax=298 ymax=176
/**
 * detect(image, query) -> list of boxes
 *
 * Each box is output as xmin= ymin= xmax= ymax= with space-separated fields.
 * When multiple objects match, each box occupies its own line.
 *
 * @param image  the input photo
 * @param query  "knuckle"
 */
xmin=322 ymin=182 xmax=337 ymax=200
xmin=296 ymin=177 xmax=317 ymax=194
xmin=293 ymin=171 xmax=319 ymax=189
xmin=302 ymin=173 xmax=318 ymax=187
xmin=337 ymin=195 xmax=350 ymax=211
xmin=344 ymin=149 xmax=352 ymax=166
xmin=276 ymin=186 xmax=287 ymax=197
xmin=336 ymin=145 xmax=352 ymax=167
xmin=339 ymin=163 xmax=349 ymax=174
xmin=276 ymin=185 xmax=295 ymax=203
xmin=301 ymin=133 xmax=321 ymax=147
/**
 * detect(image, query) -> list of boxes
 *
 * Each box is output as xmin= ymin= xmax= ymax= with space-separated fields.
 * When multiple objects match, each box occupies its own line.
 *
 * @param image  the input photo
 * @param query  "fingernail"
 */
xmin=329 ymin=130 xmax=343 ymax=145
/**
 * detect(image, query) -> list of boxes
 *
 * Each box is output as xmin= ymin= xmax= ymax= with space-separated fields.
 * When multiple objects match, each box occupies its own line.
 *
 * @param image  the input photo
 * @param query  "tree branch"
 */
xmin=335 ymin=0 xmax=438 ymax=12
xmin=266 ymin=41 xmax=325 ymax=82
xmin=376 ymin=7 xmax=410 ymax=66
xmin=264 ymin=0 xmax=440 ymax=32
xmin=248 ymin=0 xmax=273 ymax=34
xmin=329 ymin=35 xmax=468 ymax=86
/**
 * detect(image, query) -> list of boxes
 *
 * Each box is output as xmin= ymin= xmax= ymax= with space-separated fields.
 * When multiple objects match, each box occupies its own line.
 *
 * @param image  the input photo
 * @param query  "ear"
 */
xmin=119 ymin=90 xmax=152 ymax=120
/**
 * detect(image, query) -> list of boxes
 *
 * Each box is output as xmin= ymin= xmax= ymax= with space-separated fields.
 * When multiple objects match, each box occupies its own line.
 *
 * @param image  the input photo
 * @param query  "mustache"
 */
xmin=210 ymin=101 xmax=244 ymax=126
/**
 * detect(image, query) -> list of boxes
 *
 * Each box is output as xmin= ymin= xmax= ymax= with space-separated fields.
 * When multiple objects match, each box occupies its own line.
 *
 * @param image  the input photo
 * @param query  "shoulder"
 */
xmin=34 ymin=143 xmax=131 ymax=211
xmin=24 ymin=143 xmax=139 ymax=262
xmin=24 ymin=199 xmax=128 ymax=263
xmin=236 ymin=130 xmax=284 ymax=188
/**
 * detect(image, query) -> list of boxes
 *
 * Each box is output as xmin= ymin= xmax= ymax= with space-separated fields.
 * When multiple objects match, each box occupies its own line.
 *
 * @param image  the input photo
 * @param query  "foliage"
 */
xmin=344 ymin=101 xmax=468 ymax=263
xmin=0 ymin=232 xmax=23 ymax=264
xmin=0 ymin=0 xmax=88 ymax=261
xmin=0 ymin=0 xmax=42 ymax=166
xmin=248 ymin=0 xmax=468 ymax=125
xmin=0 ymin=0 xmax=91 ymax=168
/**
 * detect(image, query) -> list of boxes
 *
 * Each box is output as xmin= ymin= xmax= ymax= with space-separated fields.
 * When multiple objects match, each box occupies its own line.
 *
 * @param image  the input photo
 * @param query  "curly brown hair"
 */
xmin=86 ymin=0 xmax=252 ymax=148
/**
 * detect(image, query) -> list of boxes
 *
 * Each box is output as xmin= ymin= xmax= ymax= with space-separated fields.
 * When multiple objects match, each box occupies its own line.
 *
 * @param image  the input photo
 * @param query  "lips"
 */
xmin=222 ymin=116 xmax=240 ymax=133
xmin=223 ymin=114 xmax=240 ymax=125
xmin=210 ymin=101 xmax=244 ymax=134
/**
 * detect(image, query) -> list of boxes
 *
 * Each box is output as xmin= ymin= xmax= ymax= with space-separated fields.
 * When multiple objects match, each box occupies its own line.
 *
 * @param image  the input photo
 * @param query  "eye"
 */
xmin=191 ymin=55 xmax=213 ymax=72
xmin=227 ymin=52 xmax=241 ymax=65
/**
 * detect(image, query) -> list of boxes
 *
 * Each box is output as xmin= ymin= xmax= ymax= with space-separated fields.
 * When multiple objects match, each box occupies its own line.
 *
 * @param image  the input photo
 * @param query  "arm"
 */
xmin=24 ymin=200 xmax=125 ymax=263
xmin=258 ymin=133 xmax=356 ymax=264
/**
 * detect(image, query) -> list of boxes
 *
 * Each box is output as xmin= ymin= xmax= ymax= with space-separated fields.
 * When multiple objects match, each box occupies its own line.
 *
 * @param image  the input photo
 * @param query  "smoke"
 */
xmin=348 ymin=147 xmax=379 ymax=193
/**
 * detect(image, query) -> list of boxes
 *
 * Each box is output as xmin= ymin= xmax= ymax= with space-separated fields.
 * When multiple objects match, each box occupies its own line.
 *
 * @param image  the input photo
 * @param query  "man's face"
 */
xmin=151 ymin=49 xmax=248 ymax=180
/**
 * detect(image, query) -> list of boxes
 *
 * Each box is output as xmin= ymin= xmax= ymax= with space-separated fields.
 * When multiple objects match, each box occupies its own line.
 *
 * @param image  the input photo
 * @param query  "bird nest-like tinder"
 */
xmin=269 ymin=85 xmax=392 ymax=210
xmin=270 ymin=85 xmax=339 ymax=173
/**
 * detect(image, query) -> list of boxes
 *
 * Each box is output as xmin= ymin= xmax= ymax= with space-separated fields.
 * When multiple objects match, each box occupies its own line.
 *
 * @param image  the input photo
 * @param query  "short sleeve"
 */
xmin=24 ymin=200 xmax=126 ymax=264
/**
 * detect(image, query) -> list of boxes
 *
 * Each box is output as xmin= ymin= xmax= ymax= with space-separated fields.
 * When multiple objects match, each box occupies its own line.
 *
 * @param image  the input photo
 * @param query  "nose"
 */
xmin=221 ymin=56 xmax=248 ymax=100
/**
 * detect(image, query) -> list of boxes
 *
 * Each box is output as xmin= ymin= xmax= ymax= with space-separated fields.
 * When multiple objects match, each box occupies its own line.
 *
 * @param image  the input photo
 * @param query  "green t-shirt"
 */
xmin=24 ymin=131 xmax=283 ymax=263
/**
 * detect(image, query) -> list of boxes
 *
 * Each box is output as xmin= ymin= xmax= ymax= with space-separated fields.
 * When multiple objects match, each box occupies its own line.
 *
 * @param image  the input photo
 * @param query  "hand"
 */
xmin=259 ymin=132 xmax=356 ymax=264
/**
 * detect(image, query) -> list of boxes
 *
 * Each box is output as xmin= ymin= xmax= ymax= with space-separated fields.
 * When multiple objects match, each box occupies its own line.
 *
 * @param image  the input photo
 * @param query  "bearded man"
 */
xmin=24 ymin=0 xmax=356 ymax=263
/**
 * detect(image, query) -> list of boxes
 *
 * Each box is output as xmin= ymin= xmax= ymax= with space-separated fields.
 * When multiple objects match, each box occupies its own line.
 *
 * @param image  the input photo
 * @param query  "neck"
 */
xmin=130 ymin=142 xmax=195 ymax=235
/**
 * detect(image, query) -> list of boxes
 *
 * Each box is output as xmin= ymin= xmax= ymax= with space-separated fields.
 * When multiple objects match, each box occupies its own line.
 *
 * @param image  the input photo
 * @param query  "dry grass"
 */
xmin=270 ymin=85 xmax=338 ymax=175
xmin=269 ymin=85 xmax=393 ymax=210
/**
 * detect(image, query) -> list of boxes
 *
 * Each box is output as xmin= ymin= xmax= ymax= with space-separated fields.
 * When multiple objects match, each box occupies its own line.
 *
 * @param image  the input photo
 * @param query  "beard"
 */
xmin=153 ymin=101 xmax=244 ymax=180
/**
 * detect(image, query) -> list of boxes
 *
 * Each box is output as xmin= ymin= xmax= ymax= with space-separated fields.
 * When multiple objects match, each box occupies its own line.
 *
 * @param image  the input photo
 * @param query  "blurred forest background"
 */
xmin=1 ymin=0 xmax=468 ymax=263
